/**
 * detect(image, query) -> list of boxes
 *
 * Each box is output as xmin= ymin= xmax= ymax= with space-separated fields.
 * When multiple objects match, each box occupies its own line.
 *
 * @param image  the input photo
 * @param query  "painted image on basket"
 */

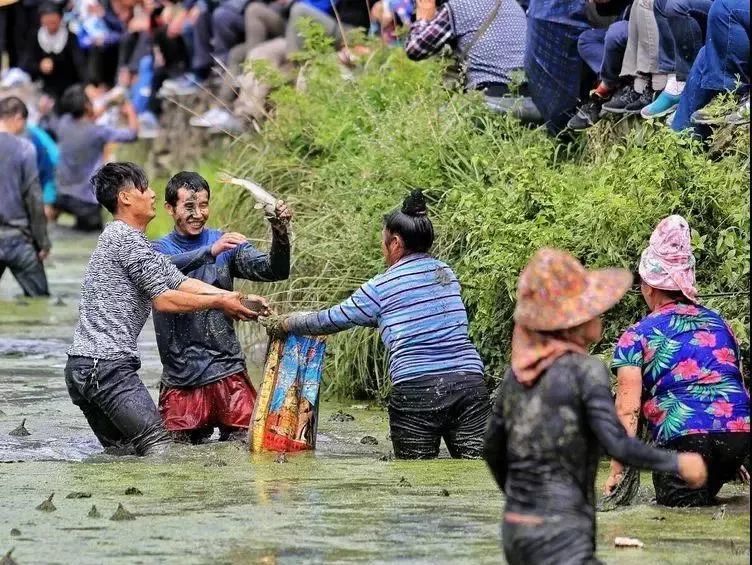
xmin=250 ymin=334 xmax=327 ymax=453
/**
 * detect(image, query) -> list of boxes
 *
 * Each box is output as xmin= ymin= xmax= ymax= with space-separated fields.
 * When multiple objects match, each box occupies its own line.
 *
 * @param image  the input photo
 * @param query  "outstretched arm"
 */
xmin=284 ymin=282 xmax=380 ymax=336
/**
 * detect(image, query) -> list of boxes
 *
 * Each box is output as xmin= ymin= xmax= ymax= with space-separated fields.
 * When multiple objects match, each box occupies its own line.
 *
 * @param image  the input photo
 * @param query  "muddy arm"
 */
xmin=583 ymin=361 xmax=678 ymax=474
xmin=231 ymin=232 xmax=290 ymax=282
xmin=483 ymin=388 xmax=508 ymax=493
xmin=285 ymin=282 xmax=380 ymax=335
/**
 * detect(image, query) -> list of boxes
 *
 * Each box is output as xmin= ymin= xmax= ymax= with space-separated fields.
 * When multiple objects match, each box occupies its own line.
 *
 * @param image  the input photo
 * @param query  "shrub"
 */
xmin=215 ymin=47 xmax=750 ymax=400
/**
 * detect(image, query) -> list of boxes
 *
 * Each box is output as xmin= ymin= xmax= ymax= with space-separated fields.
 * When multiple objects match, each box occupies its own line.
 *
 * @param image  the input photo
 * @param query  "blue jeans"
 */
xmin=672 ymin=0 xmax=749 ymax=130
xmin=578 ymin=20 xmax=630 ymax=87
xmin=655 ymin=0 xmax=714 ymax=80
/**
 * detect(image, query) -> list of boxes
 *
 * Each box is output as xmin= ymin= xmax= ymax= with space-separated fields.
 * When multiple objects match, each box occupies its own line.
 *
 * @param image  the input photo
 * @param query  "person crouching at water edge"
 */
xmin=606 ymin=215 xmax=750 ymax=506
xmin=483 ymin=248 xmax=708 ymax=565
xmin=65 ymin=163 xmax=268 ymax=456
xmin=266 ymin=190 xmax=490 ymax=459
xmin=152 ymin=171 xmax=291 ymax=443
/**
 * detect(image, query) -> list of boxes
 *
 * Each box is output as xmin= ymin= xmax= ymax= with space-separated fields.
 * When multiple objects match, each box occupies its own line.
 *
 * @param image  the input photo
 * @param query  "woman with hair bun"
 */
xmin=274 ymin=190 xmax=490 ymax=459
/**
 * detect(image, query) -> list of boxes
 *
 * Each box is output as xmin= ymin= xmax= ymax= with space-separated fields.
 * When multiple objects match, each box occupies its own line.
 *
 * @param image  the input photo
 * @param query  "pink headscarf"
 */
xmin=638 ymin=215 xmax=698 ymax=302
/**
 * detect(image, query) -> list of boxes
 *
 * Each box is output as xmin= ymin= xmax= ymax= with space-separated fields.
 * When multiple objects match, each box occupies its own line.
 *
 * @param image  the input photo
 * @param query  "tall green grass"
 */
xmin=214 ymin=45 xmax=750 ymax=400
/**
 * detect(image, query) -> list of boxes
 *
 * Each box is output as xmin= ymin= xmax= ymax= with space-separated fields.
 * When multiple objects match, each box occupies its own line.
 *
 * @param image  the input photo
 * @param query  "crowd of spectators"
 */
xmin=0 ymin=0 xmax=747 ymax=141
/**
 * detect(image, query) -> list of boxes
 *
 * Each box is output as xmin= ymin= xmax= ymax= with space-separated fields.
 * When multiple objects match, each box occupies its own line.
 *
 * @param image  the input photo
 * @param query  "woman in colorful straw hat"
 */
xmin=483 ymin=247 xmax=707 ymax=565
xmin=605 ymin=215 xmax=750 ymax=507
xmin=270 ymin=190 xmax=490 ymax=459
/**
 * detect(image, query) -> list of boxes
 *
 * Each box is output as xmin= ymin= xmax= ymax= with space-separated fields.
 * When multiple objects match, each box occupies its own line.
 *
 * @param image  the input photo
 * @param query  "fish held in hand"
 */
xmin=217 ymin=173 xmax=278 ymax=216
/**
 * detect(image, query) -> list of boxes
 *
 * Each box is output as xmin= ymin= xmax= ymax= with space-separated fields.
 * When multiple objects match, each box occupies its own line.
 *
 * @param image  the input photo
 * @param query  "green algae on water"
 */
xmin=9 ymin=419 xmax=30 ymax=437
xmin=36 ymin=493 xmax=56 ymax=512
xmin=110 ymin=503 xmax=136 ymax=521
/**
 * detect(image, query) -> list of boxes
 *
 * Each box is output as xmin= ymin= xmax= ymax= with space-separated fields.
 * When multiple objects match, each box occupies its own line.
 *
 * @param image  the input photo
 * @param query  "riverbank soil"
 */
xmin=1 ymin=228 xmax=748 ymax=564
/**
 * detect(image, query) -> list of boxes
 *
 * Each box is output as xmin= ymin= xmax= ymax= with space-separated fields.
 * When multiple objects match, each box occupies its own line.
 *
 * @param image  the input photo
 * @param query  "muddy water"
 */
xmin=1 ymin=228 xmax=749 ymax=564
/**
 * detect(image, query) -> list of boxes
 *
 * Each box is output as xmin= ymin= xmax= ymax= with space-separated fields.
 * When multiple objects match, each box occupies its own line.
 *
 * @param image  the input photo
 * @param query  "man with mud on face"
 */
xmin=152 ymin=171 xmax=291 ymax=443
xmin=66 ymin=163 xmax=264 ymax=456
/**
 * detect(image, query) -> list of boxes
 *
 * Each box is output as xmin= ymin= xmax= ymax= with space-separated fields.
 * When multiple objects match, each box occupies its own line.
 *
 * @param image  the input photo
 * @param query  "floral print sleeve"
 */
xmin=612 ymin=303 xmax=750 ymax=444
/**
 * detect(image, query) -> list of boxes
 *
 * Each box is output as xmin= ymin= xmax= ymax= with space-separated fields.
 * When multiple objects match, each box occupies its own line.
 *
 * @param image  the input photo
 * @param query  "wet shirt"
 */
xmin=53 ymin=114 xmax=137 ymax=204
xmin=152 ymin=228 xmax=290 ymax=388
xmin=68 ymin=220 xmax=188 ymax=360
xmin=484 ymin=354 xmax=678 ymax=531
xmin=285 ymin=254 xmax=484 ymax=384
xmin=0 ymin=132 xmax=49 ymax=252
xmin=612 ymin=302 xmax=750 ymax=444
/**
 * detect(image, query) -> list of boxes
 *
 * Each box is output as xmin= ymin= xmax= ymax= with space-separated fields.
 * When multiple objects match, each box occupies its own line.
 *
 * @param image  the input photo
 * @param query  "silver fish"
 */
xmin=217 ymin=172 xmax=278 ymax=215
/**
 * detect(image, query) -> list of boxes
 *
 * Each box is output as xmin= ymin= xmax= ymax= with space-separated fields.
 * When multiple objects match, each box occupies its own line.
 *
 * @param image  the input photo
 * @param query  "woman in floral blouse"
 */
xmin=606 ymin=215 xmax=750 ymax=506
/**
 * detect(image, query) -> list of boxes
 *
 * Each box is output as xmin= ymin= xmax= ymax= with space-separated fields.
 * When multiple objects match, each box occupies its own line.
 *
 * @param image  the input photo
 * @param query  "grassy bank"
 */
xmin=212 ymin=46 xmax=749 ymax=400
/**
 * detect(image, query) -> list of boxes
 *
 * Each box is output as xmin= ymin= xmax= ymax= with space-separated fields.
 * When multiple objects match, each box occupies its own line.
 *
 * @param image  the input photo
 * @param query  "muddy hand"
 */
xmin=678 ymin=452 xmax=708 ymax=489
xmin=241 ymin=294 xmax=271 ymax=317
xmin=737 ymin=465 xmax=750 ymax=484
xmin=603 ymin=471 xmax=623 ymax=496
xmin=211 ymin=232 xmax=248 ymax=256
xmin=267 ymin=200 xmax=292 ymax=231
xmin=259 ymin=314 xmax=289 ymax=337
xmin=218 ymin=292 xmax=257 ymax=321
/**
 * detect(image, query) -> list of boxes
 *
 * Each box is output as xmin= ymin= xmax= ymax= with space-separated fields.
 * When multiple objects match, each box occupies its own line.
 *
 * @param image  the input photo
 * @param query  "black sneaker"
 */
xmin=567 ymin=100 xmax=603 ymax=130
xmin=624 ymin=87 xmax=655 ymax=114
xmin=602 ymin=86 xmax=640 ymax=114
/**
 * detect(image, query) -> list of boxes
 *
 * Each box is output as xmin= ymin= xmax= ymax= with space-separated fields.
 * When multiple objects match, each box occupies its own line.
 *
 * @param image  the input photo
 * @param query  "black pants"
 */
xmin=654 ymin=432 xmax=750 ymax=506
xmin=87 ymin=44 xmax=120 ymax=87
xmin=55 ymin=194 xmax=103 ymax=232
xmin=0 ymin=234 xmax=49 ymax=297
xmin=502 ymin=518 xmax=601 ymax=565
xmin=65 ymin=355 xmax=171 ymax=456
xmin=388 ymin=373 xmax=490 ymax=459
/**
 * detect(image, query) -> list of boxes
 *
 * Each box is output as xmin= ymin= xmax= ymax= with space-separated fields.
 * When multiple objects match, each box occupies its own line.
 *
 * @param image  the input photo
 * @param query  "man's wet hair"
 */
xmin=383 ymin=190 xmax=435 ymax=253
xmin=90 ymin=162 xmax=149 ymax=214
xmin=165 ymin=171 xmax=211 ymax=207
xmin=59 ymin=85 xmax=89 ymax=119
xmin=0 ymin=96 xmax=29 ymax=120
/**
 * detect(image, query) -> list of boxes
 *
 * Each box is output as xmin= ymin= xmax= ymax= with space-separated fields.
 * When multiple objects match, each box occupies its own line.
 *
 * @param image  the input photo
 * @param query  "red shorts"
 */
xmin=159 ymin=372 xmax=257 ymax=432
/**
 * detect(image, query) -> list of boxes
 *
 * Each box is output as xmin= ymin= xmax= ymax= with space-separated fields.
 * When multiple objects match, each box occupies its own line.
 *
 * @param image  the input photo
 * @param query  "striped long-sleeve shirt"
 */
xmin=285 ymin=254 xmax=484 ymax=384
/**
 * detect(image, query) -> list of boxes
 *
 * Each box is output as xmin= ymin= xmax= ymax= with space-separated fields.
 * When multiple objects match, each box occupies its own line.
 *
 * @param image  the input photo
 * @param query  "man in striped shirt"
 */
xmin=275 ymin=190 xmax=490 ymax=459
xmin=65 ymin=162 xmax=264 ymax=456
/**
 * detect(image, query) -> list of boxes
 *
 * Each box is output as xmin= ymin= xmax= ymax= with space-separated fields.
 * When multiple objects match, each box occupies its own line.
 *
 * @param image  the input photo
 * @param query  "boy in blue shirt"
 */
xmin=153 ymin=171 xmax=291 ymax=442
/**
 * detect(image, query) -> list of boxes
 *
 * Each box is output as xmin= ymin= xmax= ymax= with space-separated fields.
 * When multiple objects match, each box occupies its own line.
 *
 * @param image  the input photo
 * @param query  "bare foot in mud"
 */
xmin=110 ymin=503 xmax=136 ymax=521
xmin=124 ymin=487 xmax=143 ymax=496
xmin=35 ymin=493 xmax=56 ymax=512
xmin=1 ymin=548 xmax=18 ymax=565
xmin=329 ymin=410 xmax=355 ymax=422
xmin=360 ymin=436 xmax=378 ymax=445
xmin=9 ymin=419 xmax=30 ymax=437
xmin=87 ymin=505 xmax=101 ymax=518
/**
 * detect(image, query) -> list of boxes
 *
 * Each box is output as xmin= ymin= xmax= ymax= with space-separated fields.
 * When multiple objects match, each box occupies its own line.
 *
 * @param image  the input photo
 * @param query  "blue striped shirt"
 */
xmin=285 ymin=254 xmax=484 ymax=384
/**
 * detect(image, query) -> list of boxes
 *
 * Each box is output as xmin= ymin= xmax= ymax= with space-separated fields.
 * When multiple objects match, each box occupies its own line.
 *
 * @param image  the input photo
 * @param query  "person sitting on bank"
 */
xmin=0 ymin=96 xmax=51 ymax=297
xmin=483 ymin=248 xmax=708 ymax=565
xmin=606 ymin=215 xmax=750 ymax=506
xmin=404 ymin=0 xmax=527 ymax=97
xmin=52 ymin=84 xmax=138 ymax=232
xmin=268 ymin=190 xmax=490 ymax=460
xmin=152 ymin=171 xmax=291 ymax=444
xmin=65 ymin=162 xmax=266 ymax=456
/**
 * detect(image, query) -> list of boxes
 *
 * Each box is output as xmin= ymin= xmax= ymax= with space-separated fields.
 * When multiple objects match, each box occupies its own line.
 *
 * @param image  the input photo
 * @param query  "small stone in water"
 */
xmin=439 ymin=489 xmax=450 ymax=497
xmin=110 ymin=503 xmax=135 ymax=521
xmin=328 ymin=410 xmax=355 ymax=422
xmin=88 ymin=505 xmax=101 ymax=518
xmin=275 ymin=453 xmax=288 ymax=464
xmin=66 ymin=492 xmax=92 ymax=499
xmin=9 ymin=529 xmax=20 ymax=537
xmin=360 ymin=436 xmax=378 ymax=445
xmin=35 ymin=493 xmax=56 ymax=512
xmin=9 ymin=419 xmax=30 ymax=437
xmin=1 ymin=549 xmax=18 ymax=565
xmin=124 ymin=487 xmax=143 ymax=496
xmin=398 ymin=477 xmax=411 ymax=488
